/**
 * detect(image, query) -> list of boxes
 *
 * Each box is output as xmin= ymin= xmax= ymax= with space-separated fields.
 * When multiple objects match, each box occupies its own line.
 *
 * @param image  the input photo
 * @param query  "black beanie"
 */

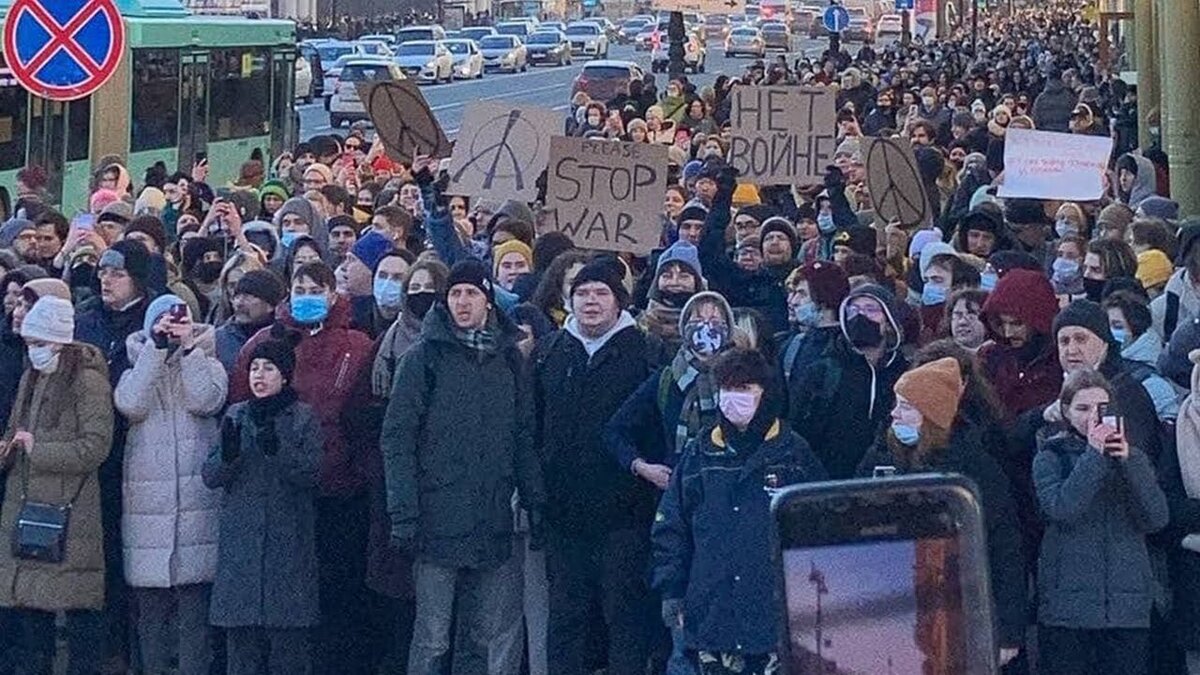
xmin=249 ymin=339 xmax=296 ymax=383
xmin=446 ymin=259 xmax=494 ymax=304
xmin=759 ymin=217 xmax=797 ymax=254
xmin=100 ymin=240 xmax=153 ymax=292
xmin=834 ymin=225 xmax=877 ymax=257
xmin=234 ymin=269 xmax=287 ymax=307
xmin=181 ymin=236 xmax=224 ymax=274
xmin=570 ymin=256 xmax=630 ymax=307
xmin=1052 ymin=299 xmax=1115 ymax=346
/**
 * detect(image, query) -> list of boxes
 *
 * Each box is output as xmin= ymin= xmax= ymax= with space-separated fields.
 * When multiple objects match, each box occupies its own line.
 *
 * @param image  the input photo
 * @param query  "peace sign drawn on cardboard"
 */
xmin=863 ymin=136 xmax=931 ymax=229
xmin=359 ymin=80 xmax=451 ymax=165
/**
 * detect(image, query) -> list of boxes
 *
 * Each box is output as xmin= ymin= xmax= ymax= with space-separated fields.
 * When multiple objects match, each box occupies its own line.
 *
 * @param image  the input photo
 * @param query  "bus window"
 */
xmin=0 ymin=85 xmax=27 ymax=172
xmin=67 ymin=98 xmax=90 ymax=162
xmin=209 ymin=48 xmax=271 ymax=142
xmin=131 ymin=49 xmax=181 ymax=152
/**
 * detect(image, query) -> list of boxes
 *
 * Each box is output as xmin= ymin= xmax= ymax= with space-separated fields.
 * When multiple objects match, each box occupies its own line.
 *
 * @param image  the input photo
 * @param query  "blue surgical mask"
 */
xmin=921 ymin=283 xmax=948 ymax=306
xmin=817 ymin=212 xmax=836 ymax=234
xmin=1052 ymin=257 xmax=1080 ymax=281
xmin=290 ymin=294 xmax=329 ymax=324
xmin=980 ymin=271 xmax=998 ymax=292
xmin=793 ymin=301 xmax=822 ymax=328
xmin=1055 ymin=219 xmax=1078 ymax=239
xmin=1111 ymin=327 xmax=1128 ymax=346
xmin=373 ymin=277 xmax=404 ymax=309
xmin=892 ymin=422 xmax=920 ymax=446
xmin=281 ymin=230 xmax=300 ymax=248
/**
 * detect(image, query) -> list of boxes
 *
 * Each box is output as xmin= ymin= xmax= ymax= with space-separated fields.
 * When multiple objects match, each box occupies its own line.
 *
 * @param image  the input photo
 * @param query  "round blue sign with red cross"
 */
xmin=2 ymin=0 xmax=125 ymax=101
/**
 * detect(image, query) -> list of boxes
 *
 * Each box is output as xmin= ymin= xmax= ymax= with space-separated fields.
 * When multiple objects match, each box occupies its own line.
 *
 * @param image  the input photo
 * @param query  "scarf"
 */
xmin=371 ymin=311 xmax=423 ymax=398
xmin=247 ymin=386 xmax=298 ymax=456
xmin=640 ymin=299 xmax=682 ymax=343
xmin=454 ymin=326 xmax=495 ymax=353
xmin=669 ymin=347 xmax=719 ymax=455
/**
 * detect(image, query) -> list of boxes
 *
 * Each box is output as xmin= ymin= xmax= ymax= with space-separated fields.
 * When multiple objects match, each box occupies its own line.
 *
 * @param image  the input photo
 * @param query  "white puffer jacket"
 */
xmin=115 ymin=325 xmax=228 ymax=588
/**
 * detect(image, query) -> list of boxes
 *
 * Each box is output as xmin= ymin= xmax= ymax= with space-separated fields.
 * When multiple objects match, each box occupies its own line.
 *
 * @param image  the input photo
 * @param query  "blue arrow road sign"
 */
xmin=823 ymin=5 xmax=850 ymax=33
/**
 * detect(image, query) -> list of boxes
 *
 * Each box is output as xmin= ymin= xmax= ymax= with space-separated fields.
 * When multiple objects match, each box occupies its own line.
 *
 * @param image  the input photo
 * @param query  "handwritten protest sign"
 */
xmin=863 ymin=137 xmax=931 ymax=228
xmin=358 ymin=80 xmax=450 ymax=164
xmin=652 ymin=0 xmax=744 ymax=14
xmin=727 ymin=86 xmax=837 ymax=186
xmin=545 ymin=137 xmax=668 ymax=255
xmin=997 ymin=128 xmax=1113 ymax=201
xmin=445 ymin=102 xmax=560 ymax=202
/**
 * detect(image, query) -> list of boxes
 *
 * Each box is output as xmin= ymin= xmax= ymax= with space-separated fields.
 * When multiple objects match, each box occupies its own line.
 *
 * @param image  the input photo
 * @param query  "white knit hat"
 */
xmin=20 ymin=296 xmax=75 ymax=345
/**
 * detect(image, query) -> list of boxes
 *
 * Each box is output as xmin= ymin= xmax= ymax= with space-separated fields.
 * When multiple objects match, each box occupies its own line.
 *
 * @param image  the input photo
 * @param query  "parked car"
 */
xmin=540 ymin=21 xmax=568 ymax=33
xmin=359 ymin=33 xmax=397 ymax=47
xmin=635 ymin=22 xmax=660 ymax=51
xmin=393 ymin=40 xmax=454 ymax=83
xmin=791 ymin=8 xmax=815 ymax=33
xmin=844 ymin=12 xmax=872 ymax=41
xmin=760 ymin=20 xmax=790 ymax=50
xmin=443 ymin=39 xmax=484 ymax=79
xmin=459 ymin=26 xmax=497 ymax=42
xmin=525 ymin=30 xmax=572 ymax=66
xmin=294 ymin=55 xmax=313 ymax=103
xmin=397 ymin=25 xmax=447 ymax=43
xmin=329 ymin=58 xmax=404 ymax=128
xmin=703 ymin=14 xmax=731 ymax=40
xmin=565 ymin=21 xmax=609 ymax=58
xmin=725 ymin=25 xmax=765 ymax=57
xmin=875 ymin=13 xmax=902 ymax=39
xmin=618 ymin=16 xmax=650 ymax=43
xmin=316 ymin=41 xmax=356 ymax=103
xmin=479 ymin=34 xmax=527 ymax=72
xmin=496 ymin=20 xmax=536 ymax=40
xmin=355 ymin=39 xmax=395 ymax=57
xmin=570 ymin=60 xmax=644 ymax=103
xmin=650 ymin=33 xmax=705 ymax=73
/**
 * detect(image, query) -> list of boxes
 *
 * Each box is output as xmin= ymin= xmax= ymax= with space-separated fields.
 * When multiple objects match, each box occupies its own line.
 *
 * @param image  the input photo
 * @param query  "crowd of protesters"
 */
xmin=0 ymin=2 xmax=1198 ymax=675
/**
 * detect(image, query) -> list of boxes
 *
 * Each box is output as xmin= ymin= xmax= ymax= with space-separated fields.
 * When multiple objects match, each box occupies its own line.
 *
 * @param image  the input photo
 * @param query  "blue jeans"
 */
xmin=667 ymin=626 xmax=695 ymax=675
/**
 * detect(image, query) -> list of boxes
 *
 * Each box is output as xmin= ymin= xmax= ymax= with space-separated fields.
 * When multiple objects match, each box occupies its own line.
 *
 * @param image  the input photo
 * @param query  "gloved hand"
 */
xmin=823 ymin=165 xmax=847 ymax=191
xmin=661 ymin=598 xmax=683 ymax=629
xmin=527 ymin=509 xmax=546 ymax=552
xmin=220 ymin=417 xmax=240 ymax=463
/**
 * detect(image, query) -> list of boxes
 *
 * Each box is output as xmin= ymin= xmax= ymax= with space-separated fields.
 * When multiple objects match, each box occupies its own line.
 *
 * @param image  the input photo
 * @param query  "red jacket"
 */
xmin=230 ymin=296 xmax=375 ymax=497
xmin=979 ymin=269 xmax=1063 ymax=421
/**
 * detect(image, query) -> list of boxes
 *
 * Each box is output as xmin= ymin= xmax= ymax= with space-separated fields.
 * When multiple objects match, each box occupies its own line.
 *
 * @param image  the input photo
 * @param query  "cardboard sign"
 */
xmin=652 ymin=0 xmax=743 ymax=14
xmin=545 ymin=137 xmax=668 ymax=255
xmin=358 ymin=80 xmax=450 ymax=165
xmin=863 ymin=136 xmax=932 ymax=228
xmin=998 ymin=128 xmax=1114 ymax=201
xmin=445 ymin=102 xmax=561 ymax=202
xmin=727 ymin=86 xmax=837 ymax=186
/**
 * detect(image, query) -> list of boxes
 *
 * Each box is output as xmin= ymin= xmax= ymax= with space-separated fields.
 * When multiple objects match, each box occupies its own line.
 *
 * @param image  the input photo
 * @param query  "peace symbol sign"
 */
xmin=364 ymin=81 xmax=450 ymax=164
xmin=864 ymin=137 xmax=930 ymax=229
xmin=452 ymin=109 xmax=543 ymax=192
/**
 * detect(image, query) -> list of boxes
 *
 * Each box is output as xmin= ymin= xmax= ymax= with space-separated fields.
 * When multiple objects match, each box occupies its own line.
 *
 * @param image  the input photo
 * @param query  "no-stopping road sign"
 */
xmin=3 ymin=0 xmax=126 ymax=101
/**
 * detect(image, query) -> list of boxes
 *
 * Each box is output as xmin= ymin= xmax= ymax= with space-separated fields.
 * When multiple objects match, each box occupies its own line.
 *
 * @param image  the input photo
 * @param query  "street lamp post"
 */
xmin=668 ymin=10 xmax=685 ymax=80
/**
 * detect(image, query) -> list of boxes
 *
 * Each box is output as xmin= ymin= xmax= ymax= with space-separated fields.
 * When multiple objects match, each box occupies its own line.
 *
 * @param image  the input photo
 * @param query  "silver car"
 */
xmin=479 ymin=34 xmax=527 ymax=72
xmin=725 ymin=26 xmax=765 ymax=57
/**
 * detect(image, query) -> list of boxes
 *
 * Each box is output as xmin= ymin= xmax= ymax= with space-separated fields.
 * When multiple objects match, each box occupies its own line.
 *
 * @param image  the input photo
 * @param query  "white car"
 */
xmin=393 ymin=40 xmax=454 ymax=83
xmin=876 ymin=13 xmax=903 ymax=38
xmin=459 ymin=26 xmax=497 ymax=42
xmin=565 ymin=21 xmax=609 ymax=58
xmin=443 ymin=39 xmax=484 ymax=79
xmin=355 ymin=39 xmax=395 ymax=57
xmin=294 ymin=55 xmax=313 ymax=103
xmin=479 ymin=34 xmax=527 ymax=72
xmin=329 ymin=58 xmax=404 ymax=128
xmin=397 ymin=25 xmax=448 ymax=44
xmin=360 ymin=33 xmax=397 ymax=48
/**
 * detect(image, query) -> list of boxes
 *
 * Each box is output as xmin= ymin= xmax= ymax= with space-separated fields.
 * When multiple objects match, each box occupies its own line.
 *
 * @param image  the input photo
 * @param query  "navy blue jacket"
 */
xmin=604 ymin=362 xmax=694 ymax=472
xmin=651 ymin=420 xmax=826 ymax=654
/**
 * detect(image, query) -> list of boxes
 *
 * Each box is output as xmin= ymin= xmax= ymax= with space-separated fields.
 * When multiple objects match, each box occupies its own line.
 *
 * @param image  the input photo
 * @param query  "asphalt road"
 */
xmin=298 ymin=37 xmax=834 ymax=141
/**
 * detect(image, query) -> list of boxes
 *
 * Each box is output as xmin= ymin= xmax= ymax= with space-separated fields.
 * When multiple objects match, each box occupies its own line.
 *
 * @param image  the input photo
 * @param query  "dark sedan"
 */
xmin=760 ymin=21 xmax=791 ymax=50
xmin=525 ymin=30 xmax=573 ymax=66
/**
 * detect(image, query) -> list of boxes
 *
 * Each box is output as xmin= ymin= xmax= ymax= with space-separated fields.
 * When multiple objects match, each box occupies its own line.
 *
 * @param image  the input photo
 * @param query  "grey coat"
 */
xmin=202 ymin=399 xmax=322 ymax=628
xmin=1033 ymin=432 xmax=1169 ymax=629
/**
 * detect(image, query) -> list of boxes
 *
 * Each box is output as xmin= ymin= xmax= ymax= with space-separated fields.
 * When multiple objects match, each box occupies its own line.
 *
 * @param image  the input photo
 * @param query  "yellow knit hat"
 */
xmin=1136 ymin=249 xmax=1173 ymax=290
xmin=492 ymin=240 xmax=533 ymax=277
xmin=732 ymin=183 xmax=761 ymax=207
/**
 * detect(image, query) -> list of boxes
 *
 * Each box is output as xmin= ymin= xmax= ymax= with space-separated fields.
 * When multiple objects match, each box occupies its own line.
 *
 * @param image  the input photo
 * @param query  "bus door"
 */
xmin=27 ymin=96 xmax=90 ymax=212
xmin=179 ymin=51 xmax=210 ymax=171
xmin=270 ymin=47 xmax=296 ymax=160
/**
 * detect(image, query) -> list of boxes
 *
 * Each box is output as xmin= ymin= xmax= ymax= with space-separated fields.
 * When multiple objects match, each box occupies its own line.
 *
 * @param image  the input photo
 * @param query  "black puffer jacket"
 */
xmin=381 ymin=303 xmax=545 ymax=569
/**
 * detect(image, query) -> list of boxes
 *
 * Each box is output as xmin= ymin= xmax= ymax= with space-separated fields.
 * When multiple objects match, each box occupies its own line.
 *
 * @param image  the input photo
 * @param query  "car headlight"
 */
xmin=501 ymin=52 xmax=515 ymax=63
xmin=425 ymin=61 xmax=436 ymax=70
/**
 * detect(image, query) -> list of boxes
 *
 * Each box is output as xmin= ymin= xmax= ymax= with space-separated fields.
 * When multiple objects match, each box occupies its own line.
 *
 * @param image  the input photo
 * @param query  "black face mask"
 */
xmin=69 ymin=263 xmax=96 ymax=290
xmin=658 ymin=290 xmax=693 ymax=309
xmin=845 ymin=313 xmax=883 ymax=348
xmin=406 ymin=291 xmax=436 ymax=319
xmin=193 ymin=260 xmax=224 ymax=285
xmin=1083 ymin=277 xmax=1106 ymax=303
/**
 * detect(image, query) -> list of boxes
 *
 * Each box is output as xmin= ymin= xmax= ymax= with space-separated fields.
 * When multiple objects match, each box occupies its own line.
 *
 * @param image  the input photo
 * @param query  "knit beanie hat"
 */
xmin=759 ymin=217 xmax=797 ymax=254
xmin=144 ymin=294 xmax=186 ymax=335
xmin=570 ymin=256 xmax=631 ymax=307
xmin=0 ymin=218 xmax=34 ymax=248
xmin=134 ymin=187 xmax=167 ymax=215
xmin=894 ymin=357 xmax=963 ymax=430
xmin=492 ymin=240 xmax=534 ymax=278
xmin=1053 ymin=299 xmax=1115 ymax=346
xmin=682 ymin=160 xmax=704 ymax=183
xmin=800 ymin=260 xmax=850 ymax=310
xmin=126 ymin=216 xmax=168 ymax=253
xmin=99 ymin=240 xmax=153 ymax=292
xmin=732 ymin=183 xmax=761 ymax=206
xmin=677 ymin=199 xmax=709 ymax=225
xmin=234 ymin=269 xmax=287 ymax=307
xmin=1096 ymin=203 xmax=1135 ymax=232
xmin=351 ymin=231 xmax=394 ymax=274
xmin=250 ymin=339 xmax=296 ymax=383
xmin=919 ymin=241 xmax=958 ymax=276
xmin=446 ymin=259 xmax=494 ymax=304
xmin=1138 ymin=196 xmax=1179 ymax=222
xmin=181 ymin=236 xmax=224 ymax=275
xmin=907 ymin=228 xmax=944 ymax=259
xmin=1136 ymin=250 xmax=1174 ymax=290
xmin=22 ymin=278 xmax=71 ymax=301
xmin=20 ymin=295 xmax=75 ymax=345
xmin=1004 ymin=198 xmax=1049 ymax=227
xmin=303 ymin=162 xmax=334 ymax=185
xmin=656 ymin=240 xmax=703 ymax=280
xmin=260 ymin=179 xmax=291 ymax=204
xmin=833 ymin=225 xmax=877 ymax=257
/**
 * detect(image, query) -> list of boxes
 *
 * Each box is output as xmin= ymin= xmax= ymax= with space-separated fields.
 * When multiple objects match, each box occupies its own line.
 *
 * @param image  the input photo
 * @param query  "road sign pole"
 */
xmin=668 ymin=10 xmax=685 ymax=80
xmin=900 ymin=8 xmax=910 ymax=45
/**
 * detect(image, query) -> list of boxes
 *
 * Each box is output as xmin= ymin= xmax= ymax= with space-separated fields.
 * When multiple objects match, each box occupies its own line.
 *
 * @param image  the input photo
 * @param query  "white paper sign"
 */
xmin=997 ymin=128 xmax=1114 ymax=201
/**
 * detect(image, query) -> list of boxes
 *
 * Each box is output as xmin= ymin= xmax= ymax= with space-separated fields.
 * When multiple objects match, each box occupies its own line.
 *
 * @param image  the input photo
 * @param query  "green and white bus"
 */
xmin=0 ymin=0 xmax=296 ymax=213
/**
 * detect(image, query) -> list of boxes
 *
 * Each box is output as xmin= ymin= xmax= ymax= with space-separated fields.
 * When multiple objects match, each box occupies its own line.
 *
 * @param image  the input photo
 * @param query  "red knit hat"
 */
xmin=797 ymin=260 xmax=850 ymax=310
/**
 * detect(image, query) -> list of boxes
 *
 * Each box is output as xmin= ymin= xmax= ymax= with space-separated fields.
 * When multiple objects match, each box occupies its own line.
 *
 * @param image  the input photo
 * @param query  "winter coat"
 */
xmin=1033 ymin=431 xmax=1168 ymax=629
xmin=857 ymin=425 xmax=1028 ymax=646
xmin=0 ymin=343 xmax=113 ymax=611
xmin=213 ymin=318 xmax=261 ymax=375
xmin=230 ymin=297 xmax=374 ymax=497
xmin=380 ymin=304 xmax=545 ymax=569
xmin=979 ymin=270 xmax=1063 ymax=421
xmin=1118 ymin=152 xmax=1158 ymax=207
xmin=114 ymin=327 xmax=227 ymax=588
xmin=1151 ymin=268 xmax=1200 ymax=341
xmin=0 ymin=321 xmax=24 ymax=432
xmin=1121 ymin=331 xmax=1183 ymax=421
xmin=203 ymin=399 xmax=322 ymax=628
xmin=651 ymin=419 xmax=826 ymax=654
xmin=1032 ymin=78 xmax=1075 ymax=133
xmin=532 ymin=320 xmax=662 ymax=535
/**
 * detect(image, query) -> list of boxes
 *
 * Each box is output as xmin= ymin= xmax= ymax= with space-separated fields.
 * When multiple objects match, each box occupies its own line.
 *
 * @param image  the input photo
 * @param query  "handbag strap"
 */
xmin=19 ymin=454 xmax=89 ymax=511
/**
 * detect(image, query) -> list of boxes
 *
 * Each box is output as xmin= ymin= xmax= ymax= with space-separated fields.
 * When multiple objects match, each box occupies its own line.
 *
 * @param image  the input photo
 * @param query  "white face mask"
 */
xmin=719 ymin=388 xmax=761 ymax=427
xmin=28 ymin=345 xmax=60 ymax=372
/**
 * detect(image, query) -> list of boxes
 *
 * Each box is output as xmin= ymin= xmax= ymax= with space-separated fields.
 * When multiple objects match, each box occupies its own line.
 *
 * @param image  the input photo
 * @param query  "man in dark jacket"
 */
xmin=382 ymin=259 xmax=546 ymax=675
xmin=212 ymin=269 xmax=286 ymax=374
xmin=1032 ymin=67 xmax=1076 ymax=133
xmin=978 ymin=269 xmax=1064 ymax=422
xmin=532 ymin=257 xmax=663 ymax=675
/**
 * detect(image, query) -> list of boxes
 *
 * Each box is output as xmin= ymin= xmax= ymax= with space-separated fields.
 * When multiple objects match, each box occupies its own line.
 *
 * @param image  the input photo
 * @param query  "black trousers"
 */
xmin=545 ymin=527 xmax=658 ymax=675
xmin=9 ymin=609 xmax=102 ymax=675
xmin=1039 ymin=625 xmax=1149 ymax=675
xmin=312 ymin=493 xmax=373 ymax=675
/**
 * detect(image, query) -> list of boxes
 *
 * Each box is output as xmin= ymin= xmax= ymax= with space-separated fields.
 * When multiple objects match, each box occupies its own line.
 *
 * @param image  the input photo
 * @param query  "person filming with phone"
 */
xmin=1033 ymin=368 xmax=1168 ymax=675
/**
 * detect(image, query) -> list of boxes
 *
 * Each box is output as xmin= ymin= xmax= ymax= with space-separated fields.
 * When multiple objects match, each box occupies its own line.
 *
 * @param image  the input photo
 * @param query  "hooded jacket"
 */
xmin=978 ymin=270 xmax=1063 ymax=421
xmin=1032 ymin=77 xmax=1075 ymax=133
xmin=229 ymin=296 xmax=374 ymax=497
xmin=114 ymin=326 xmax=226 ymax=588
xmin=788 ymin=284 xmax=908 ymax=479
xmin=1118 ymin=153 xmax=1158 ymax=208
xmin=272 ymin=197 xmax=329 ymax=259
